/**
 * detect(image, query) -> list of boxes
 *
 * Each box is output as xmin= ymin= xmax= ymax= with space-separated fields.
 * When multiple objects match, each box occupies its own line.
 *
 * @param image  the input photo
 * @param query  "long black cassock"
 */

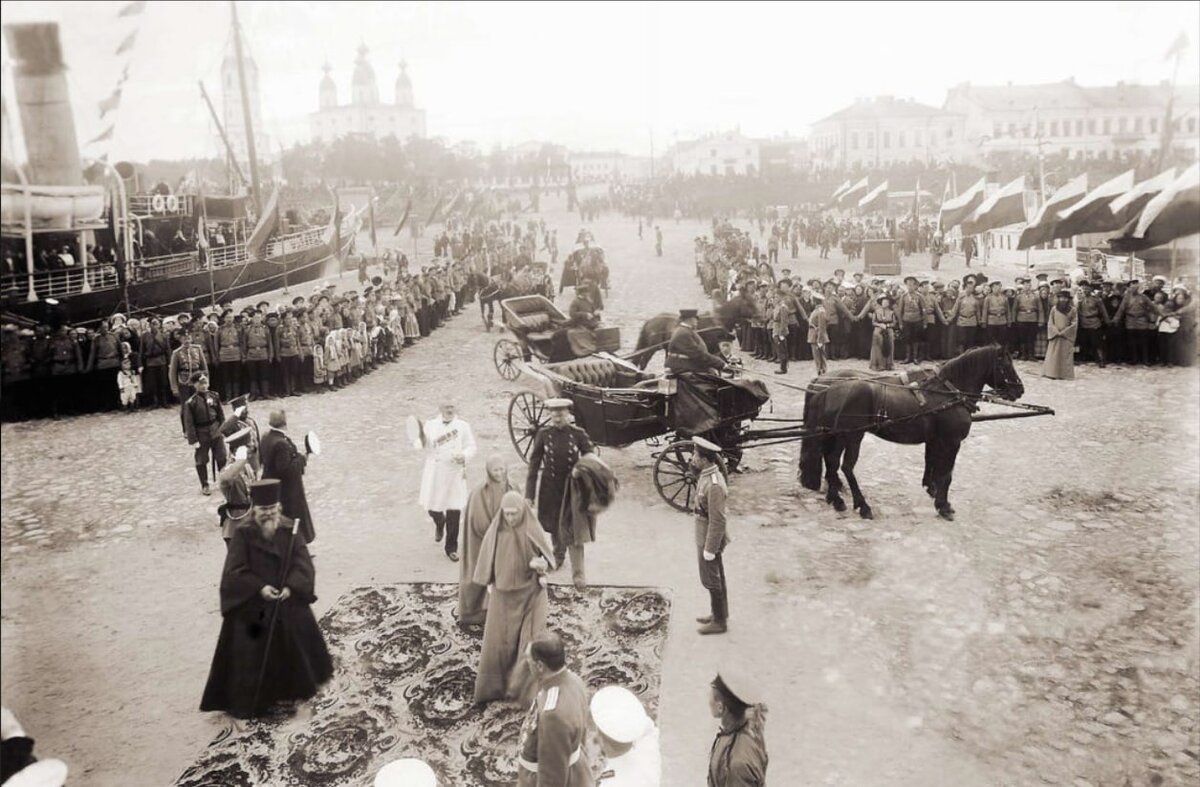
xmin=200 ymin=520 xmax=332 ymax=719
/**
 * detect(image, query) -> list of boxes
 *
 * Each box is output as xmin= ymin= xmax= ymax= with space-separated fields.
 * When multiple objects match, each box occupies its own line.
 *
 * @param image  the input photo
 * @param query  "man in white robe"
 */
xmin=415 ymin=403 xmax=477 ymax=561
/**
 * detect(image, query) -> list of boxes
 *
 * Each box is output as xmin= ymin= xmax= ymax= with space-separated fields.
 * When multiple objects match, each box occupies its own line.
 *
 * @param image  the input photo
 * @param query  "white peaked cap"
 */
xmin=590 ymin=686 xmax=651 ymax=744
xmin=374 ymin=758 xmax=437 ymax=787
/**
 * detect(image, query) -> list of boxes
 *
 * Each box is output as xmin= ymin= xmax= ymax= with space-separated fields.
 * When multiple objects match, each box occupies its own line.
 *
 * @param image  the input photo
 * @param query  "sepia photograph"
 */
xmin=0 ymin=1 xmax=1197 ymax=785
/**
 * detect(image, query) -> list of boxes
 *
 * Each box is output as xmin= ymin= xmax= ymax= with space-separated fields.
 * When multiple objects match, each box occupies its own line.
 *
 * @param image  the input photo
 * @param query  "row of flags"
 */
xmin=827 ymin=162 xmax=1199 ymax=253
xmin=86 ymin=0 xmax=147 ymax=148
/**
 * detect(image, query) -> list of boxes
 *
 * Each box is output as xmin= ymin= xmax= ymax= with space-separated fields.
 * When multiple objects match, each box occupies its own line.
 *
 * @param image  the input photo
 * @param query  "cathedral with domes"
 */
xmin=309 ymin=44 xmax=426 ymax=144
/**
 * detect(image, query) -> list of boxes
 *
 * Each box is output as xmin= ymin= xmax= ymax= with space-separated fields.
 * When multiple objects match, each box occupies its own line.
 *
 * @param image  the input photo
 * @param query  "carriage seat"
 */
xmin=516 ymin=313 xmax=553 ymax=331
xmin=551 ymin=357 xmax=620 ymax=387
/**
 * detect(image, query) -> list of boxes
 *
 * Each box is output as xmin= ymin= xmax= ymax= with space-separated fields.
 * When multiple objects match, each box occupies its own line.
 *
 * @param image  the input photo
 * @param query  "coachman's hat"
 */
xmin=679 ymin=309 xmax=699 ymax=320
xmin=249 ymin=479 xmax=281 ymax=507
xmin=544 ymin=398 xmax=573 ymax=409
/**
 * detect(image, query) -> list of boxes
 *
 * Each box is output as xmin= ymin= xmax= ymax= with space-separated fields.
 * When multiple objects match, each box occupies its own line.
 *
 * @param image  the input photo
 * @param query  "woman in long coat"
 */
xmin=457 ymin=455 xmax=511 ymax=626
xmin=200 ymin=480 xmax=332 ymax=719
xmin=1043 ymin=290 xmax=1078 ymax=380
xmin=472 ymin=492 xmax=555 ymax=705
xmin=858 ymin=294 xmax=899 ymax=371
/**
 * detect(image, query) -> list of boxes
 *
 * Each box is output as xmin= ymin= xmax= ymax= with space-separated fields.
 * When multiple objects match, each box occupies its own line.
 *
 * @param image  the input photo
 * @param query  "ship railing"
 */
xmin=266 ymin=225 xmax=326 ymax=258
xmin=1 ymin=264 xmax=121 ymax=300
xmin=205 ymin=243 xmax=250 ymax=268
xmin=128 ymin=193 xmax=194 ymax=218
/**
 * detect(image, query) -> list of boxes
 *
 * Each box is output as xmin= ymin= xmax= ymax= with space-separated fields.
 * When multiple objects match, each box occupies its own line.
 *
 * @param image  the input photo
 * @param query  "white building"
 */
xmin=309 ymin=45 xmax=427 ymax=144
xmin=220 ymin=27 xmax=270 ymax=170
xmin=809 ymin=96 xmax=964 ymax=171
xmin=569 ymin=151 xmax=653 ymax=181
xmin=669 ymin=131 xmax=760 ymax=176
xmin=943 ymin=79 xmax=1200 ymax=162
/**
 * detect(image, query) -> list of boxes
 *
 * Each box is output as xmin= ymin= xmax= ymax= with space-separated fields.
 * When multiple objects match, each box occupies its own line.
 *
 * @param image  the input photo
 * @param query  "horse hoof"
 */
xmin=924 ymin=485 xmax=936 ymax=498
xmin=832 ymin=498 xmax=847 ymax=513
xmin=859 ymin=508 xmax=874 ymax=520
xmin=938 ymin=509 xmax=955 ymax=521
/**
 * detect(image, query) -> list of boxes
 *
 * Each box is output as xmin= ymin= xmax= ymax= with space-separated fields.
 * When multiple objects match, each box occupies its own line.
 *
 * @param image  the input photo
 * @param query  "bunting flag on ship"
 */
xmin=1110 ymin=163 xmax=1200 ymax=253
xmin=938 ymin=177 xmax=986 ymax=233
xmin=87 ymin=0 xmax=147 ymax=154
xmin=857 ymin=181 xmax=888 ymax=213
xmin=1017 ymin=173 xmax=1088 ymax=250
xmin=963 ymin=176 xmax=1027 ymax=235
xmin=1050 ymin=169 xmax=1135 ymax=240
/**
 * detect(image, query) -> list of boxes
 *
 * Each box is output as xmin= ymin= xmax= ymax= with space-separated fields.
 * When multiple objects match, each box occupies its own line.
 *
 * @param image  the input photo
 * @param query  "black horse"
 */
xmin=477 ymin=277 xmax=521 ymax=331
xmin=631 ymin=294 xmax=760 ymax=369
xmin=798 ymin=345 xmax=1024 ymax=520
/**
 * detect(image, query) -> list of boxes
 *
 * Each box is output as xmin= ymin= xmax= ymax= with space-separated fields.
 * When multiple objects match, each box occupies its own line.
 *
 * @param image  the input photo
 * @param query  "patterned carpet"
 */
xmin=176 ymin=582 xmax=672 ymax=786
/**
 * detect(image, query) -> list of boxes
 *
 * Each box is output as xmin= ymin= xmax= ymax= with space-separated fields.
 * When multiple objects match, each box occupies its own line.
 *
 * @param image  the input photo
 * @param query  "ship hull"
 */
xmin=2 ymin=228 xmax=355 ymax=325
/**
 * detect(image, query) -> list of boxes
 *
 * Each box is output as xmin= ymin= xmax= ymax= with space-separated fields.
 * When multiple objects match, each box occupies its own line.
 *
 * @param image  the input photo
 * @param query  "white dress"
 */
xmin=417 ymin=417 xmax=477 ymax=512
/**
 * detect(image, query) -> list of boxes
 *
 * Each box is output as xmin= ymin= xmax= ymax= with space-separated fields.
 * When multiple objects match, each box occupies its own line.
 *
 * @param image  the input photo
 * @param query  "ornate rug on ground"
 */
xmin=175 ymin=582 xmax=672 ymax=786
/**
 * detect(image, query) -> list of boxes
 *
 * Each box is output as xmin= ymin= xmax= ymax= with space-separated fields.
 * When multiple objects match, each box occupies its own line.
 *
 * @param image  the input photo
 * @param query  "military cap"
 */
xmin=713 ymin=666 xmax=761 ymax=706
xmin=590 ymin=686 xmax=652 ymax=745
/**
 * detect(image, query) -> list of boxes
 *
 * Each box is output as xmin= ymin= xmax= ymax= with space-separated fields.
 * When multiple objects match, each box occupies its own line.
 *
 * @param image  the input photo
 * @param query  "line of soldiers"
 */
xmin=0 ymin=261 xmax=477 ymax=421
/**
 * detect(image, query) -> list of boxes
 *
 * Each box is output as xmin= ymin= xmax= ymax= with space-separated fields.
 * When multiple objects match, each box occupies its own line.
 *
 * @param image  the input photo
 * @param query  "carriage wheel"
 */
xmin=494 ymin=339 xmax=523 ymax=381
xmin=653 ymin=440 xmax=699 ymax=512
xmin=508 ymin=392 xmax=549 ymax=463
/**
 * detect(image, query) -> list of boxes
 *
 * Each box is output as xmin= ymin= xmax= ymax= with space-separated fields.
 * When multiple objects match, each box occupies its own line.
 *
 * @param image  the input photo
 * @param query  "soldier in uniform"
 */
xmin=214 ymin=310 xmax=243 ymax=401
xmin=948 ymin=282 xmax=982 ymax=354
xmin=982 ymin=280 xmax=1010 ymax=347
xmin=1102 ymin=281 xmax=1125 ymax=364
xmin=141 ymin=317 xmax=173 ymax=407
xmin=896 ymin=277 xmax=926 ymax=363
xmin=525 ymin=399 xmax=595 ymax=574
xmin=169 ymin=330 xmax=208 ymax=432
xmin=665 ymin=310 xmax=728 ymax=375
xmin=1114 ymin=279 xmax=1155 ymax=366
xmin=183 ymin=372 xmax=227 ymax=495
xmin=920 ymin=281 xmax=945 ymax=362
xmin=692 ymin=436 xmax=731 ymax=635
xmin=707 ymin=667 xmax=769 ymax=786
xmin=516 ymin=633 xmax=594 ymax=787
xmin=936 ymin=281 xmax=958 ymax=359
xmin=1010 ymin=277 xmax=1044 ymax=360
xmin=1076 ymin=281 xmax=1110 ymax=366
xmin=241 ymin=310 xmax=273 ymax=398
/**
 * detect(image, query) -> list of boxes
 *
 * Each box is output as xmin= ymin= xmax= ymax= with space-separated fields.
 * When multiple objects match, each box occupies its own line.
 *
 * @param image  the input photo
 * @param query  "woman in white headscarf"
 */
xmin=472 ymin=491 xmax=555 ymax=704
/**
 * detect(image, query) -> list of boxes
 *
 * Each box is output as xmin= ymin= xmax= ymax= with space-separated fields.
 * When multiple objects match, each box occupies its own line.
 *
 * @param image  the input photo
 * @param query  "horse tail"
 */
xmin=799 ymin=390 xmax=827 ymax=491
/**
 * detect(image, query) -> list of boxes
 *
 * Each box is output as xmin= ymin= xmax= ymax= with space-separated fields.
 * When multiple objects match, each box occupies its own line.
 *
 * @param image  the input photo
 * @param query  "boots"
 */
xmin=697 ymin=589 xmax=728 ymax=634
xmin=430 ymin=511 xmax=445 ymax=543
xmin=197 ymin=463 xmax=211 ymax=495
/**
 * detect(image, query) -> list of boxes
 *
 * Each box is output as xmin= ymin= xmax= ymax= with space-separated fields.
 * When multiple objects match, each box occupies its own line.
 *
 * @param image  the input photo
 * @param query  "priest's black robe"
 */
xmin=199 ymin=520 xmax=332 ymax=718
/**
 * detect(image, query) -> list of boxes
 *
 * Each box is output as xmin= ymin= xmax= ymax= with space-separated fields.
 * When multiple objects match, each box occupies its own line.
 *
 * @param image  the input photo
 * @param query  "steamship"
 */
xmin=0 ymin=19 xmax=360 ymax=327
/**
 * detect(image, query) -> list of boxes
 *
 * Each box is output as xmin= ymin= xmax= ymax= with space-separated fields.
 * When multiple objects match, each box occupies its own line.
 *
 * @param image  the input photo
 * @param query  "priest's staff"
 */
xmin=249 ymin=518 xmax=300 ymax=716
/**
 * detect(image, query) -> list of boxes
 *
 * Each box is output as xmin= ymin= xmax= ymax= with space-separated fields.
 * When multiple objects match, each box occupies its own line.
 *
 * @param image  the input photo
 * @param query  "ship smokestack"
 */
xmin=3 ymin=22 xmax=83 ymax=186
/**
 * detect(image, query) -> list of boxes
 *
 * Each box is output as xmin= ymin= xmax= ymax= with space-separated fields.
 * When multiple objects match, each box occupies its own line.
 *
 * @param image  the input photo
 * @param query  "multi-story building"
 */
xmin=809 ymin=96 xmax=965 ymax=171
xmin=309 ymin=45 xmax=426 ymax=144
xmin=668 ymin=131 xmax=760 ymax=176
xmin=944 ymin=79 xmax=1200 ymax=161
xmin=569 ymin=151 xmax=653 ymax=182
xmin=758 ymin=136 xmax=810 ymax=175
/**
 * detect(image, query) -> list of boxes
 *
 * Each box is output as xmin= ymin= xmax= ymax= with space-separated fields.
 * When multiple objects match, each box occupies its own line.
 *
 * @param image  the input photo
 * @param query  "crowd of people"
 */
xmin=697 ymin=219 xmax=1197 ymax=377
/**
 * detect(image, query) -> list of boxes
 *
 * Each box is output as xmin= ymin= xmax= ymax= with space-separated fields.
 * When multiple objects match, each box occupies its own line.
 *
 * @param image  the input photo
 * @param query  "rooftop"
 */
xmin=814 ymin=96 xmax=946 ymax=125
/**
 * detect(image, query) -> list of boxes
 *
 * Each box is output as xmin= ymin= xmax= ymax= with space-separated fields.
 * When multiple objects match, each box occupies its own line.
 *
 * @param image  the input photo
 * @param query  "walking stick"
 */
xmin=249 ymin=518 xmax=300 ymax=716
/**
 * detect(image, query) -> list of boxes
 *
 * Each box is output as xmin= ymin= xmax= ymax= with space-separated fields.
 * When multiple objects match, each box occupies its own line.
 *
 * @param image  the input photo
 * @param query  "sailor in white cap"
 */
xmin=591 ymin=686 xmax=661 ymax=785
xmin=374 ymin=758 xmax=437 ymax=787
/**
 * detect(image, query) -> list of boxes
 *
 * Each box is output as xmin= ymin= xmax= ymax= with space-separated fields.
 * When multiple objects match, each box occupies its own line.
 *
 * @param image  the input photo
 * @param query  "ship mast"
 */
xmin=230 ymin=1 xmax=262 ymax=214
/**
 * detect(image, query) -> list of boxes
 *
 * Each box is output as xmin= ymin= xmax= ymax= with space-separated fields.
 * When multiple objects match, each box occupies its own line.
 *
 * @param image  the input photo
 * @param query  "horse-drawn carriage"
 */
xmin=504 ymin=344 xmax=1055 ymax=517
xmin=492 ymin=295 xmax=622 ymax=380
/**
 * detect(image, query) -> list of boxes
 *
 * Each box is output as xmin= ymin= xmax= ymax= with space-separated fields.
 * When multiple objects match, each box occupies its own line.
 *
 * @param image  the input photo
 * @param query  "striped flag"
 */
xmin=858 ymin=180 xmax=889 ymax=213
xmin=1111 ymin=163 xmax=1200 ymax=252
xmin=938 ymin=177 xmax=986 ymax=232
xmin=392 ymin=198 xmax=413 ymax=236
xmin=1051 ymin=169 xmax=1135 ymax=239
xmin=963 ymin=176 xmax=1027 ymax=235
xmin=830 ymin=179 xmax=851 ymax=205
xmin=1017 ymin=173 xmax=1088 ymax=250
xmin=1109 ymin=168 xmax=1177 ymax=226
xmin=838 ymin=177 xmax=870 ymax=206
xmin=118 ymin=1 xmax=146 ymax=16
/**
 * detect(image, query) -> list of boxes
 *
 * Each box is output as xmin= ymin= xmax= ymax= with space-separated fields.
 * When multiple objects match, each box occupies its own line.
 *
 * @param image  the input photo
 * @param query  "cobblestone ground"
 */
xmin=2 ymin=200 xmax=1198 ymax=786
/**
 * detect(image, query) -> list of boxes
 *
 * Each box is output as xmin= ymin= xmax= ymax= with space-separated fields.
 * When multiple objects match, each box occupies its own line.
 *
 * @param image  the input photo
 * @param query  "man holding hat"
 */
xmin=416 ymin=403 xmax=478 ymax=562
xmin=516 ymin=632 xmax=594 ymax=787
xmin=525 ymin=399 xmax=595 ymax=581
xmin=708 ymin=667 xmax=768 ymax=785
xmin=666 ymin=310 xmax=727 ymax=375
xmin=183 ymin=372 xmax=227 ymax=496
xmin=590 ymin=686 xmax=661 ymax=785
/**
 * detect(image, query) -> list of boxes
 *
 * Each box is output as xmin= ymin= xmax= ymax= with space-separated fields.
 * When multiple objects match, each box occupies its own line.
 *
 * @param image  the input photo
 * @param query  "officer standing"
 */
xmin=516 ymin=633 xmax=594 ymax=787
xmin=692 ymin=436 xmax=731 ymax=635
xmin=525 ymin=399 xmax=594 ymax=578
xmin=169 ymin=330 xmax=208 ymax=431
xmin=182 ymin=372 xmax=227 ymax=495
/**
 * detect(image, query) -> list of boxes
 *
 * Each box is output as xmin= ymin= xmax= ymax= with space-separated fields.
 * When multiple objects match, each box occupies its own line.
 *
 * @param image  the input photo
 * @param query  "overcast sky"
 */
xmin=2 ymin=0 xmax=1198 ymax=163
